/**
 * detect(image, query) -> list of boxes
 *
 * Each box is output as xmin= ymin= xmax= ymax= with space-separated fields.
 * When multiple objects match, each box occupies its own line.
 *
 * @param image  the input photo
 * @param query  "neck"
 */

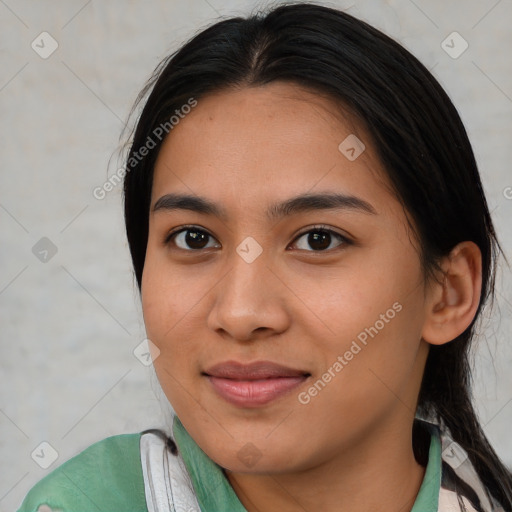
xmin=224 ymin=418 xmax=427 ymax=512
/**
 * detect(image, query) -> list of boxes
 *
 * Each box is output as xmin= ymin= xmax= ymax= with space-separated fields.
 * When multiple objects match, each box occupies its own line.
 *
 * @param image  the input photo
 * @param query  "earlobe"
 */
xmin=422 ymin=241 xmax=482 ymax=346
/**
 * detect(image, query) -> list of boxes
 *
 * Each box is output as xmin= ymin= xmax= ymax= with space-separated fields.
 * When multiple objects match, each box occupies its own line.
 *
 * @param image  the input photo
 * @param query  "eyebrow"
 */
xmin=152 ymin=192 xmax=377 ymax=221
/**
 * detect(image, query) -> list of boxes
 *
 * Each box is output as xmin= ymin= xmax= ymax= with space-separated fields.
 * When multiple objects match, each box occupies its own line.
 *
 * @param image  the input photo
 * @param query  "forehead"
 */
xmin=151 ymin=82 xmax=393 ymax=216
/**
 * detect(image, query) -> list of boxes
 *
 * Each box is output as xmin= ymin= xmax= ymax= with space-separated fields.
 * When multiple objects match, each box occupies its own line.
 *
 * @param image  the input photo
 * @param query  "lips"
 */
xmin=204 ymin=360 xmax=309 ymax=380
xmin=203 ymin=360 xmax=310 ymax=408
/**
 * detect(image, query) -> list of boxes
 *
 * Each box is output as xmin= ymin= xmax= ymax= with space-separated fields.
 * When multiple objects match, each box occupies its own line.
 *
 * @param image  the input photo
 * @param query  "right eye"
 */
xmin=164 ymin=226 xmax=221 ymax=251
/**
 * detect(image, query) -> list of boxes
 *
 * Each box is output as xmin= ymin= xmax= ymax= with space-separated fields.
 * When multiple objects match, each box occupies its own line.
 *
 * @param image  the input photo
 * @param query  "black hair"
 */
xmin=140 ymin=428 xmax=178 ymax=455
xmin=123 ymin=2 xmax=511 ymax=508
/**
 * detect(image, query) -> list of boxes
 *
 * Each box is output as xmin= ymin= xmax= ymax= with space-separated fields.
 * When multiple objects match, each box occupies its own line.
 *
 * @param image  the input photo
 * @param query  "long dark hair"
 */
xmin=122 ymin=2 xmax=511 ymax=508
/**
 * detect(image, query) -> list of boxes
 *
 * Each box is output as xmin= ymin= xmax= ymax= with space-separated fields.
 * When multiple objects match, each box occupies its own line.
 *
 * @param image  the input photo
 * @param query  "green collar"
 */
xmin=172 ymin=416 xmax=441 ymax=512
xmin=411 ymin=422 xmax=442 ymax=511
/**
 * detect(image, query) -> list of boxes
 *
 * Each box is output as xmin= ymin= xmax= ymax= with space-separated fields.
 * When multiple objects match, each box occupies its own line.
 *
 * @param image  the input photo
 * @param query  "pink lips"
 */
xmin=203 ymin=360 xmax=310 ymax=408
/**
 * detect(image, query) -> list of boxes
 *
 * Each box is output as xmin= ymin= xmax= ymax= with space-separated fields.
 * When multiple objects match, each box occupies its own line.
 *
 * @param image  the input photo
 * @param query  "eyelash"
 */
xmin=163 ymin=224 xmax=352 ymax=253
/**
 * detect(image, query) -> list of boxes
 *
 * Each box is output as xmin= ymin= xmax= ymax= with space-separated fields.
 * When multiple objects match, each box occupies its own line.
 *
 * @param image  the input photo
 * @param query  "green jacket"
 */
xmin=17 ymin=432 xmax=147 ymax=512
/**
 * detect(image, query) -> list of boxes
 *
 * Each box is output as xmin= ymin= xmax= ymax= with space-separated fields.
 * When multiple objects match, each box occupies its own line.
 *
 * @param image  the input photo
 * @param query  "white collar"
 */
xmin=140 ymin=430 xmax=201 ymax=512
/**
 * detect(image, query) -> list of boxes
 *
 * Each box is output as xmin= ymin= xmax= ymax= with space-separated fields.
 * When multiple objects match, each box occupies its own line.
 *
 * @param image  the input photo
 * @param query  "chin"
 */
xmin=202 ymin=435 xmax=308 ymax=474
xmin=218 ymin=452 xmax=295 ymax=475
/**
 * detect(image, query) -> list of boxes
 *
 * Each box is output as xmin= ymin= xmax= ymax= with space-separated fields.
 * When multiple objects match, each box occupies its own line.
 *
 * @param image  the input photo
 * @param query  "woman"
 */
xmin=17 ymin=2 xmax=511 ymax=511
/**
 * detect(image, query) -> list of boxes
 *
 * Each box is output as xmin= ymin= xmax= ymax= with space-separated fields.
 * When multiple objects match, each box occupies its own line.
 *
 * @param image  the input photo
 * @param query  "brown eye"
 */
xmin=165 ymin=227 xmax=220 ymax=251
xmin=290 ymin=226 xmax=350 ymax=252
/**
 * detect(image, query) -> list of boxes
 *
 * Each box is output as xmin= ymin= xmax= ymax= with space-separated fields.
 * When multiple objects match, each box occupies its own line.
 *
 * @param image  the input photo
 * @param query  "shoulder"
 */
xmin=17 ymin=432 xmax=148 ymax=512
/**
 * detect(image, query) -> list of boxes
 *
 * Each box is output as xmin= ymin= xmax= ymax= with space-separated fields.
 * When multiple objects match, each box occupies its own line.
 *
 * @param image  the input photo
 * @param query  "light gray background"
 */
xmin=1 ymin=0 xmax=511 ymax=509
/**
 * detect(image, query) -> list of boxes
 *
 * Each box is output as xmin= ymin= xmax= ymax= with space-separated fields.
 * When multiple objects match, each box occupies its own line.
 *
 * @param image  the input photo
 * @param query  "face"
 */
xmin=141 ymin=82 xmax=431 ymax=474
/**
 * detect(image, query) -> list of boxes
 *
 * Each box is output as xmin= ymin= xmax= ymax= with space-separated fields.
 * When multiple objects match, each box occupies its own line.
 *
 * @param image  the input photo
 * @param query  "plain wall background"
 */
xmin=1 ymin=0 xmax=511 ymax=509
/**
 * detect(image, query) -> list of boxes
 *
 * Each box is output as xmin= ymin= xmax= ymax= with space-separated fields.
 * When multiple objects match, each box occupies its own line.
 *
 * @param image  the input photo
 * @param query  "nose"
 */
xmin=206 ymin=248 xmax=290 ymax=342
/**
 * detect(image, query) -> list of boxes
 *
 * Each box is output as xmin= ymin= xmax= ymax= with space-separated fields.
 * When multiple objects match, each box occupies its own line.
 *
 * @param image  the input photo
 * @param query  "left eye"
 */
xmin=290 ymin=226 xmax=349 ymax=252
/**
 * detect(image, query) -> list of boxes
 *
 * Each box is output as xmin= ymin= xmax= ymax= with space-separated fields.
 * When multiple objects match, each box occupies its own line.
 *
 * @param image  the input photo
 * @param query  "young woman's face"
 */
xmin=142 ymin=82 xmax=432 ymax=473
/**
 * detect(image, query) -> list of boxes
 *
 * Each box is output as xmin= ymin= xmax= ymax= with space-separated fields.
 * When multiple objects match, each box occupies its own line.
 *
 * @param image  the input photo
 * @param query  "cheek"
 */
xmin=142 ymin=262 xmax=200 ymax=414
xmin=141 ymin=249 xmax=190 ymax=346
xmin=291 ymin=252 xmax=422 ymax=357
xmin=300 ymin=249 xmax=426 ymax=408
xmin=294 ymin=307 xmax=425 ymax=450
xmin=141 ymin=270 xmax=168 ymax=347
xmin=141 ymin=251 xmax=205 ymax=389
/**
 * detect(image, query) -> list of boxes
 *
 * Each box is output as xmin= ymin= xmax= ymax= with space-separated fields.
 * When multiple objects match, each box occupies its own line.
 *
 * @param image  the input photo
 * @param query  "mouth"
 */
xmin=202 ymin=360 xmax=311 ymax=408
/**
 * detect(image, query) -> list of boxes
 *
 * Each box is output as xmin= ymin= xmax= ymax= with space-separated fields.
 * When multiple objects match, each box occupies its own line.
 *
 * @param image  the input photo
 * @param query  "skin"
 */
xmin=141 ymin=82 xmax=482 ymax=512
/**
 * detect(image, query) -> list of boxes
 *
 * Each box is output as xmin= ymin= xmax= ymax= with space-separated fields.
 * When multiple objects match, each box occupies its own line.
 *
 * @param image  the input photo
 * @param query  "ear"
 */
xmin=422 ymin=241 xmax=482 ymax=346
